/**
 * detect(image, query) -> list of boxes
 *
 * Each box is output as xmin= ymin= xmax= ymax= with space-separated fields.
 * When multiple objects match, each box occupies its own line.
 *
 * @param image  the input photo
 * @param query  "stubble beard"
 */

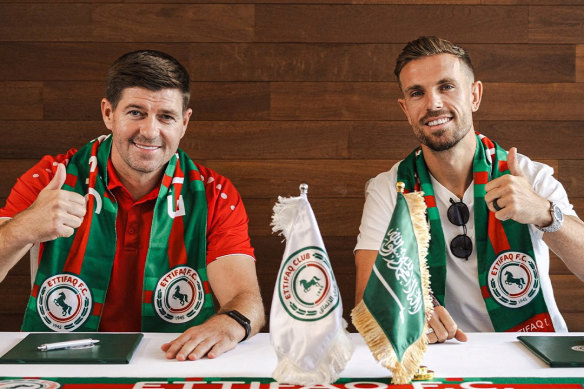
xmin=413 ymin=111 xmax=473 ymax=152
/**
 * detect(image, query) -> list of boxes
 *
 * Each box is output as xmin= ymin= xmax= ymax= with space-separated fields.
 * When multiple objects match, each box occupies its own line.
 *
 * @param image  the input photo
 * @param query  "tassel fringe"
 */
xmin=271 ymin=195 xmax=302 ymax=239
xmin=351 ymin=191 xmax=433 ymax=385
xmin=272 ymin=326 xmax=354 ymax=385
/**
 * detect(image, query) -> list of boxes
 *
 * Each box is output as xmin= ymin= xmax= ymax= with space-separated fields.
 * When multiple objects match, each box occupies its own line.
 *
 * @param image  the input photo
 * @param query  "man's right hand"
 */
xmin=17 ymin=163 xmax=87 ymax=243
xmin=426 ymin=305 xmax=468 ymax=344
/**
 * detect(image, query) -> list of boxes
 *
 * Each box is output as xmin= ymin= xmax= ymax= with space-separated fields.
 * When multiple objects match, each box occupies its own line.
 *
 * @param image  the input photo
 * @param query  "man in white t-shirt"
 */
xmin=354 ymin=36 xmax=584 ymax=343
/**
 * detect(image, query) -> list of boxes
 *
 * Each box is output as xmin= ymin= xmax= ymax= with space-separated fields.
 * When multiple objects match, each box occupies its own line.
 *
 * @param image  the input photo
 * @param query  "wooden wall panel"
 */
xmin=529 ymin=6 xmax=584 ymax=43
xmin=255 ymin=5 xmax=528 ymax=43
xmin=1 ymin=1 xmax=583 ymax=334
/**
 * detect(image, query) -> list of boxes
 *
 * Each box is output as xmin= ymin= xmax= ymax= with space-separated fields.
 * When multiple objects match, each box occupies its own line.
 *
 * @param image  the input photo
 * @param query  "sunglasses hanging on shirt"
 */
xmin=447 ymin=198 xmax=473 ymax=260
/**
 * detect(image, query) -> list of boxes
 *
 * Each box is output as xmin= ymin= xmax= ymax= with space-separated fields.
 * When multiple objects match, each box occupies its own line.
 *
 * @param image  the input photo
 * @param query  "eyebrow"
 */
xmin=123 ymin=104 xmax=180 ymax=117
xmin=403 ymin=78 xmax=458 ymax=94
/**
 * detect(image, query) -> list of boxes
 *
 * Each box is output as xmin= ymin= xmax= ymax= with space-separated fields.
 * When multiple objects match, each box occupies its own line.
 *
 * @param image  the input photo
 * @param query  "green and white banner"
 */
xmin=270 ymin=188 xmax=353 ymax=385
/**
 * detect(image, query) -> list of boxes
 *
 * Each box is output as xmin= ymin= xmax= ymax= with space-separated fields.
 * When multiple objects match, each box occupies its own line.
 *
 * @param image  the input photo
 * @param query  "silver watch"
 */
xmin=537 ymin=201 xmax=563 ymax=233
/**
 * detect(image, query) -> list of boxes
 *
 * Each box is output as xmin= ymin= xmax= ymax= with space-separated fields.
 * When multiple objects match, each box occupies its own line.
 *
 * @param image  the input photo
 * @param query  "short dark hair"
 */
xmin=105 ymin=50 xmax=190 ymax=112
xmin=394 ymin=36 xmax=474 ymax=86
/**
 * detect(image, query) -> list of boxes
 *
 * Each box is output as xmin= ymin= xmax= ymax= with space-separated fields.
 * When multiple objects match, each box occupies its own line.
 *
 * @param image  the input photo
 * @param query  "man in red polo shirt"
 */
xmin=0 ymin=50 xmax=265 ymax=361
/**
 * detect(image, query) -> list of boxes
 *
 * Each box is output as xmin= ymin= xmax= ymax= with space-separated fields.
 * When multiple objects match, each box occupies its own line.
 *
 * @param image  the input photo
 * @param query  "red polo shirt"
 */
xmin=0 ymin=149 xmax=255 ymax=332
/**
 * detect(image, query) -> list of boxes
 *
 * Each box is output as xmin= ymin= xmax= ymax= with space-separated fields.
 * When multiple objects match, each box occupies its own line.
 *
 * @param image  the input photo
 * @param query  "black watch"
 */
xmin=223 ymin=310 xmax=251 ymax=342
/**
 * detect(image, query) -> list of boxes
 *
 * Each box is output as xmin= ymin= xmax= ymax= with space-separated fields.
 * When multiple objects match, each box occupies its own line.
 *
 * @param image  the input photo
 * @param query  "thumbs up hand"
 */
xmin=16 ymin=163 xmax=87 ymax=242
xmin=484 ymin=147 xmax=552 ymax=227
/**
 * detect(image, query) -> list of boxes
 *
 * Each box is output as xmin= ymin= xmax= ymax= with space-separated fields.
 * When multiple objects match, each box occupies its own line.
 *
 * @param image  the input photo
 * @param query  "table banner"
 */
xmin=1 ymin=376 xmax=584 ymax=389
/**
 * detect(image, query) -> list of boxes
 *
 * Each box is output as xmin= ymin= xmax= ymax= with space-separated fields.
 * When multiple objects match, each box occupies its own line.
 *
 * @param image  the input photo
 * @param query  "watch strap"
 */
xmin=223 ymin=310 xmax=251 ymax=342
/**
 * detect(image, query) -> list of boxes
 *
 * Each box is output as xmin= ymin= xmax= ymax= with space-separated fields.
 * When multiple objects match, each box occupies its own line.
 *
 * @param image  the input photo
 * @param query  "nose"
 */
xmin=426 ymin=90 xmax=443 ymax=111
xmin=140 ymin=116 xmax=160 ymax=139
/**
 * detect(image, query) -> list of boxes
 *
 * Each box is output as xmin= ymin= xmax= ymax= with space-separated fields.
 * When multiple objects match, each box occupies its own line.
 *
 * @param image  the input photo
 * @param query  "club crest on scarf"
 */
xmin=36 ymin=274 xmax=93 ymax=332
xmin=488 ymin=251 xmax=540 ymax=309
xmin=278 ymin=246 xmax=340 ymax=322
xmin=0 ymin=379 xmax=60 ymax=389
xmin=153 ymin=266 xmax=205 ymax=323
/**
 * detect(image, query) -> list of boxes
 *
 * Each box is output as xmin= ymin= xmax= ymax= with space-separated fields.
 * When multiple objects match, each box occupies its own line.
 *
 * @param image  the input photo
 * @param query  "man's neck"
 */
xmin=422 ymin=131 xmax=477 ymax=199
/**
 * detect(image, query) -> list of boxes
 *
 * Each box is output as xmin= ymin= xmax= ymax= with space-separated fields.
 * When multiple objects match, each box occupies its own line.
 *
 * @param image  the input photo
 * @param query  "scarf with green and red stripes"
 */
xmin=22 ymin=135 xmax=215 ymax=332
xmin=397 ymin=132 xmax=553 ymax=332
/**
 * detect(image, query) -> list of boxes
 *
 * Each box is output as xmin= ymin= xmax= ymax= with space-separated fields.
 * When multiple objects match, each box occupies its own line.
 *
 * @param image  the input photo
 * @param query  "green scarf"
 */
xmin=22 ymin=135 xmax=215 ymax=332
xmin=397 ymin=133 xmax=554 ymax=332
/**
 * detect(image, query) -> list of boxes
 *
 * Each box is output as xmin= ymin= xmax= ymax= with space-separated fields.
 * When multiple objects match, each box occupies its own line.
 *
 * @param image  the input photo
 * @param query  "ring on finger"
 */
xmin=426 ymin=327 xmax=434 ymax=335
xmin=493 ymin=198 xmax=503 ymax=212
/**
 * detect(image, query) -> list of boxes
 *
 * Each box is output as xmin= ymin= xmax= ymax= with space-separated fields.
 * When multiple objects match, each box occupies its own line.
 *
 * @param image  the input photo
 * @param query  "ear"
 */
xmin=101 ymin=98 xmax=114 ymax=131
xmin=470 ymin=81 xmax=483 ymax=112
xmin=180 ymin=108 xmax=192 ymax=139
xmin=398 ymin=98 xmax=413 ymax=125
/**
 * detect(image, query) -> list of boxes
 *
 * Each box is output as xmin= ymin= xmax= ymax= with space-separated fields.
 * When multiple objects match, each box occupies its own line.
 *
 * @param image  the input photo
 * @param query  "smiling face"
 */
xmin=397 ymin=54 xmax=482 ymax=152
xmin=101 ymin=86 xmax=192 ymax=184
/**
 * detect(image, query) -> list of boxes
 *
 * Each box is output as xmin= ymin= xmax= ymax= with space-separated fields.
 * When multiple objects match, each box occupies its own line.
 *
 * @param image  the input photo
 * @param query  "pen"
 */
xmin=37 ymin=338 xmax=100 ymax=351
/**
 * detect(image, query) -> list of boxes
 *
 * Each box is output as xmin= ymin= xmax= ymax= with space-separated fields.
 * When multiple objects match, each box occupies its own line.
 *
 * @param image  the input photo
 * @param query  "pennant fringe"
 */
xmin=351 ymin=191 xmax=433 ymax=384
xmin=271 ymin=195 xmax=302 ymax=239
xmin=272 ymin=323 xmax=354 ymax=385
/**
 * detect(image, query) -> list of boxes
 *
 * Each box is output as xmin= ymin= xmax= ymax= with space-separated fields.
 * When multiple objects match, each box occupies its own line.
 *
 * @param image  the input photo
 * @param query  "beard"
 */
xmin=412 ymin=109 xmax=473 ymax=152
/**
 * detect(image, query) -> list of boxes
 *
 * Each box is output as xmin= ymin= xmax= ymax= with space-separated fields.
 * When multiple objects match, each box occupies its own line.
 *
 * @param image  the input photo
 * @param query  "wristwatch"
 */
xmin=223 ymin=310 xmax=251 ymax=342
xmin=537 ymin=201 xmax=563 ymax=233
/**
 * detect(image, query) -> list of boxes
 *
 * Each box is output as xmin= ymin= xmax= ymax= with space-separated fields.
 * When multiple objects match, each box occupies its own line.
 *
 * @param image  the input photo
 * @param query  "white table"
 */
xmin=0 ymin=332 xmax=583 ymax=379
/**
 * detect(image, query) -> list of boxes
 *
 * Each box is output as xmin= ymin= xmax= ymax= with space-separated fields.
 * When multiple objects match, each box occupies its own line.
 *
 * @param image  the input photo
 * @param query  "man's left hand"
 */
xmin=484 ymin=147 xmax=552 ymax=227
xmin=161 ymin=313 xmax=246 ymax=361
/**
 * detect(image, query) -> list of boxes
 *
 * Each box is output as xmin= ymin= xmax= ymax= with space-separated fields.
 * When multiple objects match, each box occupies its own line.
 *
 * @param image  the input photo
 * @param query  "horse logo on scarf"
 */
xmin=36 ymin=274 xmax=93 ymax=332
xmin=154 ymin=266 xmax=204 ymax=323
xmin=488 ymin=251 xmax=540 ymax=309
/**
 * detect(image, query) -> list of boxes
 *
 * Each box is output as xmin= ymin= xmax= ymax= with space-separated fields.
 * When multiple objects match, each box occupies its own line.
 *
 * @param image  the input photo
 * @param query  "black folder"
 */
xmin=0 ymin=333 xmax=143 ymax=364
xmin=518 ymin=335 xmax=584 ymax=367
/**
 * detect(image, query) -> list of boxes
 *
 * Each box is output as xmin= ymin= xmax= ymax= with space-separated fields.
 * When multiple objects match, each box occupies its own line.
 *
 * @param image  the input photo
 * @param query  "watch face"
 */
xmin=553 ymin=204 xmax=563 ymax=221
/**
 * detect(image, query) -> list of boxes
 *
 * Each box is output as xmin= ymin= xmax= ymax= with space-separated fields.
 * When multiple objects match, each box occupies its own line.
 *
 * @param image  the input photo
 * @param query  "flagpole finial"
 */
xmin=396 ymin=181 xmax=405 ymax=193
xmin=299 ymin=183 xmax=309 ymax=196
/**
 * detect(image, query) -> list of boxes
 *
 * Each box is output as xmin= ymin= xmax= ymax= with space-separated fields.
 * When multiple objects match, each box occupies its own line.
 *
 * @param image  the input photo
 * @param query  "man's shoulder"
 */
xmin=366 ymin=161 xmax=401 ymax=190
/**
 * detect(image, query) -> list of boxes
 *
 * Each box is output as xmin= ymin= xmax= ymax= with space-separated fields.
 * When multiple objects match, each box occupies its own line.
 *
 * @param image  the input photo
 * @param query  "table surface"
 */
xmin=0 ymin=332 xmax=583 ymax=378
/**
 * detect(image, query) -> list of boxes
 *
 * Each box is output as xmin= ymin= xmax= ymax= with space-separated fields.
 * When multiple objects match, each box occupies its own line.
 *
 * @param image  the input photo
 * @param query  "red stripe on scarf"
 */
xmin=203 ymin=281 xmax=210 ymax=294
xmin=65 ymin=173 xmax=77 ymax=188
xmin=488 ymin=212 xmax=511 ymax=254
xmin=92 ymin=302 xmax=102 ymax=317
xmin=481 ymin=285 xmax=490 ymax=299
xmin=480 ymin=134 xmax=495 ymax=149
xmin=144 ymin=290 xmax=153 ymax=304
xmin=162 ymin=172 xmax=172 ymax=189
xmin=499 ymin=161 xmax=508 ymax=172
xmin=168 ymin=215 xmax=187 ymax=269
xmin=474 ymin=171 xmax=489 ymax=185
xmin=424 ymin=195 xmax=436 ymax=208
xmin=63 ymin=141 xmax=101 ymax=274
xmin=168 ymin=162 xmax=188 ymax=269
xmin=506 ymin=312 xmax=555 ymax=332
xmin=32 ymin=284 xmax=39 ymax=298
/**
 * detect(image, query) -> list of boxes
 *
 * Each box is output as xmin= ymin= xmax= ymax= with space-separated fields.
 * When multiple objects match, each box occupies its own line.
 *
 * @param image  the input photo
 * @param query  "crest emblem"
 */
xmin=154 ymin=266 xmax=204 ymax=323
xmin=0 ymin=379 xmax=60 ymax=389
xmin=278 ymin=246 xmax=339 ymax=321
xmin=487 ymin=251 xmax=540 ymax=308
xmin=36 ymin=274 xmax=92 ymax=332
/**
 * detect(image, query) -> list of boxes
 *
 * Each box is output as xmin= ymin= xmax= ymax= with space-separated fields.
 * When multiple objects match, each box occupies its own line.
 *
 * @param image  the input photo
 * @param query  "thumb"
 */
xmin=455 ymin=328 xmax=468 ymax=342
xmin=507 ymin=147 xmax=524 ymax=177
xmin=45 ymin=163 xmax=66 ymax=191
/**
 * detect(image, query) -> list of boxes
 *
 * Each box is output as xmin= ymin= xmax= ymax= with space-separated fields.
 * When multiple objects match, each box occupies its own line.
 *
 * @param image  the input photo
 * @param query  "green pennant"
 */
xmin=363 ymin=192 xmax=425 ymax=361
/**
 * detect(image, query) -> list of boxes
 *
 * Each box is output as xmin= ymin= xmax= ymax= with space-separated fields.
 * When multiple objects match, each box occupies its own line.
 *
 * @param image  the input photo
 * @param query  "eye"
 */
xmin=128 ymin=110 xmax=143 ymax=117
xmin=160 ymin=114 xmax=176 ymax=122
xmin=441 ymin=84 xmax=455 ymax=91
xmin=409 ymin=90 xmax=423 ymax=98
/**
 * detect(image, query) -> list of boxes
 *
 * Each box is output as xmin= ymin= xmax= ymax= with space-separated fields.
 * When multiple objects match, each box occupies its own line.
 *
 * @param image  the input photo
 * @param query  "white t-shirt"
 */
xmin=355 ymin=153 xmax=576 ymax=332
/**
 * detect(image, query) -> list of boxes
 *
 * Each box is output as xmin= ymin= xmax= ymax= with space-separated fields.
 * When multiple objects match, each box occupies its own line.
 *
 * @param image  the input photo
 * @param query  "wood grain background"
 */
xmin=0 ymin=1 xmax=583 ymax=333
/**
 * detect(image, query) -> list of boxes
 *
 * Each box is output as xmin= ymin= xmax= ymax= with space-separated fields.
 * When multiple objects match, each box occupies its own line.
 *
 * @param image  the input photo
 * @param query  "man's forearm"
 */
xmin=0 ymin=218 xmax=34 ymax=283
xmin=217 ymin=290 xmax=265 ymax=337
xmin=543 ymin=215 xmax=584 ymax=282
